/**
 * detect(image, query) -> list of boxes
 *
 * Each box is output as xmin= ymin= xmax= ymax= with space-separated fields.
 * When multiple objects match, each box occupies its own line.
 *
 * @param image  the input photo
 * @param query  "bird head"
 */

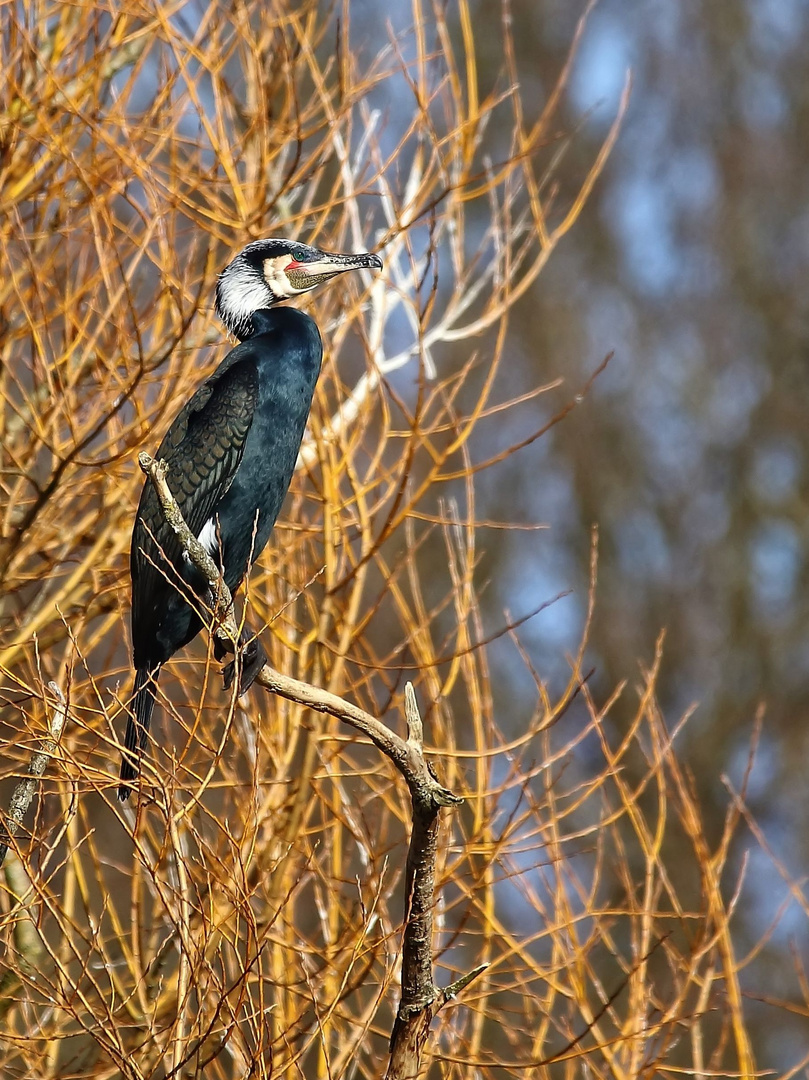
xmin=215 ymin=238 xmax=383 ymax=340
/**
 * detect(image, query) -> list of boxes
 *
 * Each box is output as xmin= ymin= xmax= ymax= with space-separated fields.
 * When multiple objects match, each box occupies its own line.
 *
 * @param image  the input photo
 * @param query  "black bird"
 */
xmin=119 ymin=238 xmax=382 ymax=799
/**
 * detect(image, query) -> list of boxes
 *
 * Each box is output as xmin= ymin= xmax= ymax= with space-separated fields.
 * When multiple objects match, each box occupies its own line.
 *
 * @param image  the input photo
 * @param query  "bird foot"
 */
xmin=218 ymin=634 xmax=268 ymax=696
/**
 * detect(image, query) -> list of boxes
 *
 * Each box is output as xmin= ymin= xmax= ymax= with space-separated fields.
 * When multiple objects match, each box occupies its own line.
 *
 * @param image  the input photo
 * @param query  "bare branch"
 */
xmin=0 ymin=683 xmax=67 ymax=1016
xmin=0 ymin=682 xmax=67 ymax=868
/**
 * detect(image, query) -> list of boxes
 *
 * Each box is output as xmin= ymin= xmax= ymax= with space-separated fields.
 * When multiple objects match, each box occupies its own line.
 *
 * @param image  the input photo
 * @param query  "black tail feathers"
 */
xmin=118 ymin=665 xmax=159 ymax=801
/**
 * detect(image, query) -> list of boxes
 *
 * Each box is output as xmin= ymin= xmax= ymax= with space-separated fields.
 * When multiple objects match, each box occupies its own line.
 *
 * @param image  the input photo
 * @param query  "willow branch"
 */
xmin=0 ymin=681 xmax=68 ymax=867
xmin=0 ymin=682 xmax=68 ymax=1014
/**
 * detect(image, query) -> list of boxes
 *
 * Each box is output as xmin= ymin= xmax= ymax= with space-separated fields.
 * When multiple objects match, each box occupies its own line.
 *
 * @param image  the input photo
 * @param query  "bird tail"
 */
xmin=119 ymin=665 xmax=160 ymax=801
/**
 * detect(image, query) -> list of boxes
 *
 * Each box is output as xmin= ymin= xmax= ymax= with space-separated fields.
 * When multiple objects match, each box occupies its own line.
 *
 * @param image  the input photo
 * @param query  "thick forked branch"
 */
xmin=385 ymin=685 xmax=487 ymax=1080
xmin=137 ymin=453 xmax=486 ymax=1076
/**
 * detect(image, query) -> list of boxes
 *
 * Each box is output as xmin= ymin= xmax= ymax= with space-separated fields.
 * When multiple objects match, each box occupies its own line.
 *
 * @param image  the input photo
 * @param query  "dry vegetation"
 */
xmin=0 ymin=1 xmax=804 ymax=1078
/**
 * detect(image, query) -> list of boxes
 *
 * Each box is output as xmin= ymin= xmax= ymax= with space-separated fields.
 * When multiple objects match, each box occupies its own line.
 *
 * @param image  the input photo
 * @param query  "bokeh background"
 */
xmin=499 ymin=0 xmax=809 ymax=794
xmin=360 ymin=0 xmax=809 ymax=1064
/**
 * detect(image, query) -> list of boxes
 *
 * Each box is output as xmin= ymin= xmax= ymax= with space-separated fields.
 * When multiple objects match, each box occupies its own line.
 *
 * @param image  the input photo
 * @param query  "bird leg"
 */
xmin=214 ymin=626 xmax=268 ymax=696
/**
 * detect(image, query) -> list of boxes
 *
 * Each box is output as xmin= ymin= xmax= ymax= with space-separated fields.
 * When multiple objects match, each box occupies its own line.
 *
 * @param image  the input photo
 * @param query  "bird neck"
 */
xmin=239 ymin=308 xmax=277 ymax=339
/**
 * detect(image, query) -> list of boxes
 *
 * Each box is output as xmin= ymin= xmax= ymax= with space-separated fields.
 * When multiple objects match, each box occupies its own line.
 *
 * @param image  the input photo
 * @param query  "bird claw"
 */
xmin=221 ymin=635 xmax=268 ymax=696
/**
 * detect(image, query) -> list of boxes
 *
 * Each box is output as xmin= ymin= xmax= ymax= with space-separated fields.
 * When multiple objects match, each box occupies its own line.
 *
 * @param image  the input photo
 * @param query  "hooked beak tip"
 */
xmin=337 ymin=251 xmax=382 ymax=272
xmin=302 ymin=251 xmax=383 ymax=277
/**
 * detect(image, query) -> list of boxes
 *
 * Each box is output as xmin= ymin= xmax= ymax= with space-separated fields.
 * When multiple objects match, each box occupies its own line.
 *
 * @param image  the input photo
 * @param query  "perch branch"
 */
xmin=138 ymin=454 xmax=456 ymax=808
xmin=138 ymin=454 xmax=486 ymax=1077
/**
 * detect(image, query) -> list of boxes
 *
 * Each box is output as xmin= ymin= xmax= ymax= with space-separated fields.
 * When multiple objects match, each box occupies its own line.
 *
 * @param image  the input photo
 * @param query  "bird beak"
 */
xmin=291 ymin=250 xmax=383 ymax=278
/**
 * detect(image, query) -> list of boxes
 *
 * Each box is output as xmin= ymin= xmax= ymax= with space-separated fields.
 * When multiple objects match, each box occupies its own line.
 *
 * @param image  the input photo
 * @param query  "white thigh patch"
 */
xmin=198 ymin=518 xmax=218 ymax=554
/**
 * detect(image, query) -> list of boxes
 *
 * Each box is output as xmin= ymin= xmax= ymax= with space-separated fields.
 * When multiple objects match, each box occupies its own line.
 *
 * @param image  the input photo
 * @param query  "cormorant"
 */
xmin=119 ymin=238 xmax=382 ymax=800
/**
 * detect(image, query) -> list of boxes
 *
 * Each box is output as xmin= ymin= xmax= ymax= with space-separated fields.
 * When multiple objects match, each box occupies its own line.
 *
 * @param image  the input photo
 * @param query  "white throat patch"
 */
xmin=217 ymin=261 xmax=273 ymax=332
